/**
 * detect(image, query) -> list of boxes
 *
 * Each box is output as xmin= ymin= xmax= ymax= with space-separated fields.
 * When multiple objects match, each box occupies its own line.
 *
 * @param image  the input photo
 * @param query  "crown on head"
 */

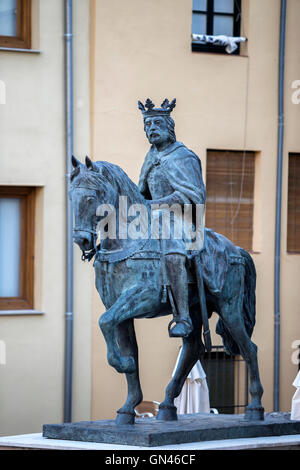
xmin=138 ymin=98 xmax=176 ymax=118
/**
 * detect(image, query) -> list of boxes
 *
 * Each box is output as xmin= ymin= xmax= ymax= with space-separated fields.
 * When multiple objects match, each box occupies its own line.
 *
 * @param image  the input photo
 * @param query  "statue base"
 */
xmin=43 ymin=412 xmax=300 ymax=447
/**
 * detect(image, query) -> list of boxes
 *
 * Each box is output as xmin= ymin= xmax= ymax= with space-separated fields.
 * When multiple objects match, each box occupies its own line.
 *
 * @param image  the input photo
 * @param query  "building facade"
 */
xmin=0 ymin=0 xmax=299 ymax=436
xmin=0 ymin=0 xmax=92 ymax=436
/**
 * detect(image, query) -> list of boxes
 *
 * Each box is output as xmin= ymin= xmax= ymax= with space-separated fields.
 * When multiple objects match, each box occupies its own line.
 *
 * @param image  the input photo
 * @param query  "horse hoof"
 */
xmin=157 ymin=405 xmax=178 ymax=421
xmin=116 ymin=410 xmax=135 ymax=425
xmin=244 ymin=406 xmax=265 ymax=421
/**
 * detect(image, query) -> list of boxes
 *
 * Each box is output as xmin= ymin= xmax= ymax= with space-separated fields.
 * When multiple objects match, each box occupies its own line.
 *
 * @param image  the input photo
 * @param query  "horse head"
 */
xmin=69 ymin=155 xmax=148 ymax=260
xmin=69 ymin=155 xmax=116 ymax=257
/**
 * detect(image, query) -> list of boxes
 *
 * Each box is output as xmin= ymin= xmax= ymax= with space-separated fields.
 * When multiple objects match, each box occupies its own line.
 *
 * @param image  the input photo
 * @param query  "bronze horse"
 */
xmin=69 ymin=156 xmax=264 ymax=425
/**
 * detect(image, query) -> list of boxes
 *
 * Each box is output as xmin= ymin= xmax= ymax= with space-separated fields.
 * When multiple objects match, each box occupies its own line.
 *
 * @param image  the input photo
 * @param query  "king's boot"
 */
xmin=165 ymin=254 xmax=193 ymax=338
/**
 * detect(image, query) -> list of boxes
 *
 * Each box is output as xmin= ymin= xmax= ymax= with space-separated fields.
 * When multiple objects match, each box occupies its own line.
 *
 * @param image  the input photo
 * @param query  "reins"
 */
xmin=71 ymin=162 xmax=151 ymax=263
xmin=73 ymin=227 xmax=98 ymax=262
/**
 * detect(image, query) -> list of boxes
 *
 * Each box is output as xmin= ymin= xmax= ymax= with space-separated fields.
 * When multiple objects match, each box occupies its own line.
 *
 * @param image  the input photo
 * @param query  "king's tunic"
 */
xmin=138 ymin=141 xmax=206 ymax=253
xmin=139 ymin=141 xmax=206 ymax=205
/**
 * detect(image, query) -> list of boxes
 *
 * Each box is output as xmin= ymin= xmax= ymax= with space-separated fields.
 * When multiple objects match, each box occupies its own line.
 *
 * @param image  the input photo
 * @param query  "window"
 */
xmin=287 ymin=153 xmax=300 ymax=253
xmin=206 ymin=150 xmax=255 ymax=251
xmin=0 ymin=187 xmax=35 ymax=310
xmin=0 ymin=0 xmax=31 ymax=49
xmin=192 ymin=0 xmax=241 ymax=54
xmin=202 ymin=346 xmax=248 ymax=414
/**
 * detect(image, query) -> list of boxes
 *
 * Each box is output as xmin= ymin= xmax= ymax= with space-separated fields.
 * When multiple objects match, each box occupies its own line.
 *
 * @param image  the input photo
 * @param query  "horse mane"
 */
xmin=70 ymin=160 xmax=146 ymax=206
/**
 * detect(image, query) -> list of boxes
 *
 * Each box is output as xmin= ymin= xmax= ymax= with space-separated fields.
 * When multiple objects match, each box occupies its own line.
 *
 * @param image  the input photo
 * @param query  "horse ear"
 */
xmin=85 ymin=155 xmax=97 ymax=171
xmin=72 ymin=155 xmax=81 ymax=168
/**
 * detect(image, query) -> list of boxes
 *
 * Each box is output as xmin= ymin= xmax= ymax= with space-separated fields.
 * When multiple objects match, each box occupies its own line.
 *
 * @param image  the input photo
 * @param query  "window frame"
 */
xmin=0 ymin=0 xmax=31 ymax=49
xmin=287 ymin=153 xmax=300 ymax=254
xmin=192 ymin=0 xmax=242 ymax=55
xmin=0 ymin=187 xmax=35 ymax=310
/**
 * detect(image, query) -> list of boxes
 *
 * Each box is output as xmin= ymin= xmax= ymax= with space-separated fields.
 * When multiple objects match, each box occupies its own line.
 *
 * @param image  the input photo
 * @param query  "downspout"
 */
xmin=64 ymin=0 xmax=74 ymax=423
xmin=274 ymin=0 xmax=287 ymax=412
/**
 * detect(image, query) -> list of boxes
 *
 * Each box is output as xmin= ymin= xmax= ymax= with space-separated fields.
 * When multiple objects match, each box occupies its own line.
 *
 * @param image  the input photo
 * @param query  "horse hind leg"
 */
xmin=235 ymin=328 xmax=264 ymax=420
xmin=219 ymin=275 xmax=264 ymax=420
xmin=243 ymin=343 xmax=265 ymax=421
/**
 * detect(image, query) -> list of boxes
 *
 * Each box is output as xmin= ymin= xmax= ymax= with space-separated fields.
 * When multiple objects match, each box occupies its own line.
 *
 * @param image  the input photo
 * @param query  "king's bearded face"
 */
xmin=144 ymin=116 xmax=170 ymax=146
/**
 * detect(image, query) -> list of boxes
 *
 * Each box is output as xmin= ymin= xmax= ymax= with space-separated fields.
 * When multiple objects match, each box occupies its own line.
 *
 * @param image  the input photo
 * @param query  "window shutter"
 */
xmin=206 ymin=150 xmax=255 ymax=251
xmin=287 ymin=153 xmax=300 ymax=253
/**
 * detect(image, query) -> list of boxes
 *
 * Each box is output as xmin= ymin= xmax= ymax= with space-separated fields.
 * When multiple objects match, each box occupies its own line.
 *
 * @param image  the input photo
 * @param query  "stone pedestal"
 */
xmin=43 ymin=412 xmax=300 ymax=447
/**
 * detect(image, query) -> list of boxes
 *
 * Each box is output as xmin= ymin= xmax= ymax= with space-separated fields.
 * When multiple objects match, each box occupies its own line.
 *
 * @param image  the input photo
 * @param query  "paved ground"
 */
xmin=0 ymin=432 xmax=300 ymax=450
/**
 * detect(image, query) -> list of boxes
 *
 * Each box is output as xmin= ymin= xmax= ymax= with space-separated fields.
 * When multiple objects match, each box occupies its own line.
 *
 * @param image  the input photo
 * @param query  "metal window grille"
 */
xmin=202 ymin=345 xmax=249 ymax=414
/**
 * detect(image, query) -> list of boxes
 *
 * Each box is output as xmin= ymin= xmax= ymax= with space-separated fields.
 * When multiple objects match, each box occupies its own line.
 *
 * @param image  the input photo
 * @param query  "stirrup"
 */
xmin=168 ymin=319 xmax=193 ymax=338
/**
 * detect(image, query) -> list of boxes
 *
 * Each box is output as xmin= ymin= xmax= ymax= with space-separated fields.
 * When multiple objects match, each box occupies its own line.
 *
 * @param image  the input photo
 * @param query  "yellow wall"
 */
xmin=1 ymin=0 xmax=298 ymax=436
xmin=0 ymin=0 xmax=92 ymax=436
xmin=279 ymin=0 xmax=300 ymax=410
xmin=90 ymin=0 xmax=300 ymax=419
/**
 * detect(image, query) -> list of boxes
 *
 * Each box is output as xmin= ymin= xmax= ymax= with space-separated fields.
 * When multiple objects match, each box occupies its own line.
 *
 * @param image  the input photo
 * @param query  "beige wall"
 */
xmin=279 ymin=0 xmax=300 ymax=410
xmin=1 ymin=0 xmax=298 ymax=436
xmin=71 ymin=0 xmax=93 ymax=425
xmin=90 ymin=0 xmax=300 ymax=419
xmin=0 ymin=0 xmax=92 ymax=436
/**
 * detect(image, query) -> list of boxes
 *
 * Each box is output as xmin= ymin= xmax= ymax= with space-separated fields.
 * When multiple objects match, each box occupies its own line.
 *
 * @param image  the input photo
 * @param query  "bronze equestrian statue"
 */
xmin=138 ymin=98 xmax=207 ymax=340
xmin=69 ymin=99 xmax=264 ymax=425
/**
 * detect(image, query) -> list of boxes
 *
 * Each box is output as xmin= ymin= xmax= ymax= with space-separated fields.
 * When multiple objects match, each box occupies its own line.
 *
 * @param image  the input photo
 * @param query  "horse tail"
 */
xmin=240 ymin=248 xmax=257 ymax=338
xmin=216 ymin=248 xmax=256 ymax=355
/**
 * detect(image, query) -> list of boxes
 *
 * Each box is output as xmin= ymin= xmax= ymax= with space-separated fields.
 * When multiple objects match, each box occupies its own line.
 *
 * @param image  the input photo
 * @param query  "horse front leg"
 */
xmin=157 ymin=336 xmax=198 ymax=421
xmin=115 ymin=319 xmax=143 ymax=425
xmin=158 ymin=305 xmax=205 ymax=421
xmin=99 ymin=284 xmax=160 ymax=373
xmin=99 ymin=284 xmax=160 ymax=425
xmin=219 ymin=265 xmax=264 ymax=421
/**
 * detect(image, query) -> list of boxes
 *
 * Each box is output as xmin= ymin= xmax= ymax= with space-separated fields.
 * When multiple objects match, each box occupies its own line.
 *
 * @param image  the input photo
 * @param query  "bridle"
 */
xmin=73 ymin=227 xmax=98 ymax=237
xmin=73 ymin=227 xmax=98 ymax=262
xmin=70 ymin=179 xmax=103 ymax=261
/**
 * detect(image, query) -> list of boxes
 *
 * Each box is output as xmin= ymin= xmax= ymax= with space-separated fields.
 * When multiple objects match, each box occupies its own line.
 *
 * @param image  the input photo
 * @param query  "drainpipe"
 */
xmin=64 ymin=0 xmax=74 ymax=423
xmin=274 ymin=0 xmax=286 ymax=412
